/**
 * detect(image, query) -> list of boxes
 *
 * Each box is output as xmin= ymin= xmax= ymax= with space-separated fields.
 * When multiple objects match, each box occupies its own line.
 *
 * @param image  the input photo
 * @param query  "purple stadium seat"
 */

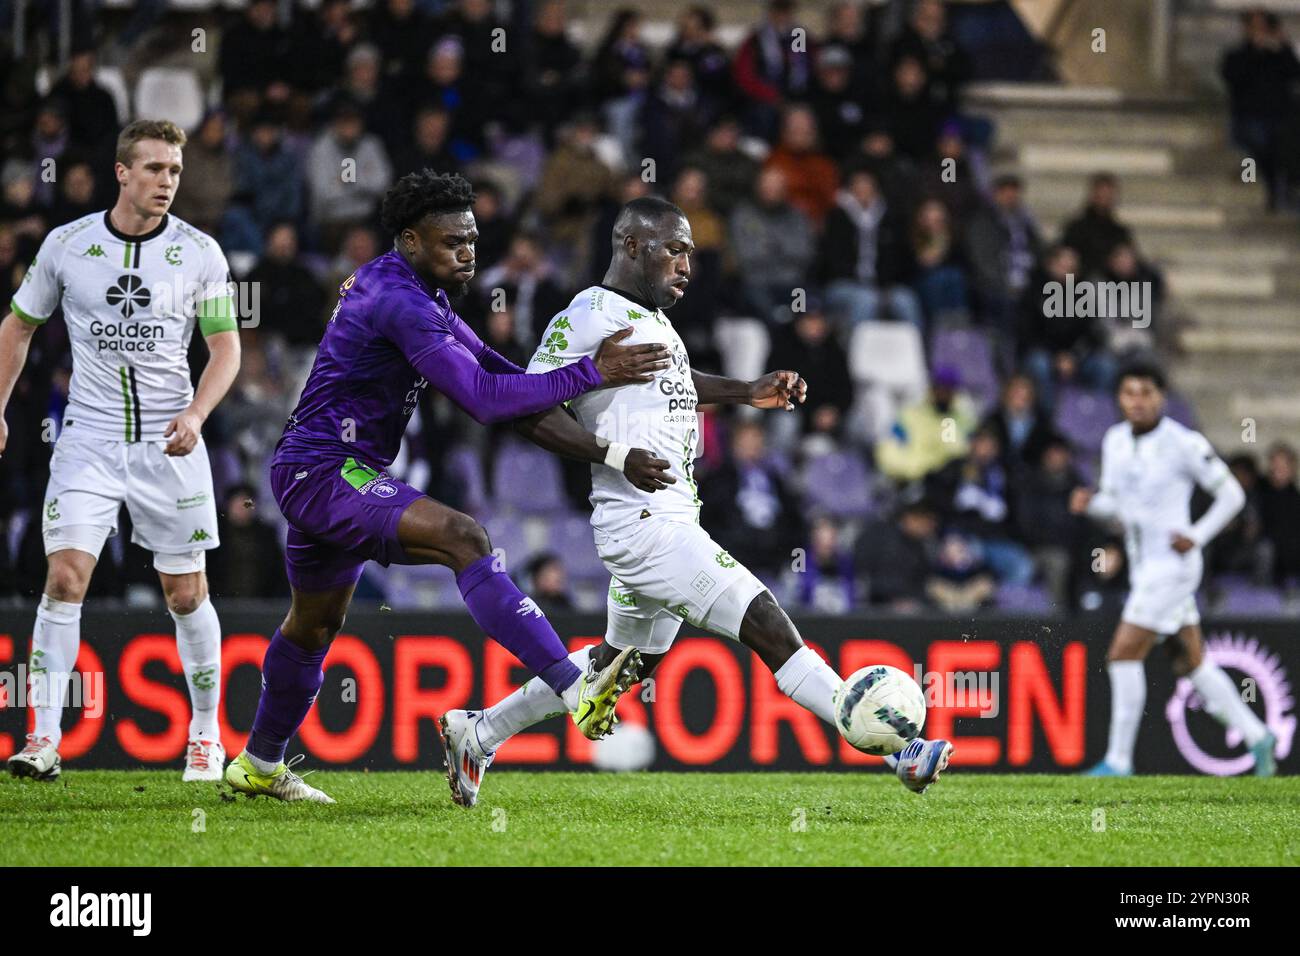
xmin=995 ymin=582 xmax=1055 ymax=613
xmin=803 ymin=451 xmax=874 ymax=518
xmin=446 ymin=444 xmax=487 ymax=513
xmin=546 ymin=514 xmax=607 ymax=583
xmin=1215 ymin=579 xmax=1285 ymax=615
xmin=931 ymin=327 xmax=999 ymax=412
xmin=491 ymin=440 xmax=566 ymax=514
xmin=483 ymin=514 xmax=529 ymax=577
xmin=1164 ymin=390 xmax=1199 ymax=430
xmin=1054 ymin=386 xmax=1119 ymax=454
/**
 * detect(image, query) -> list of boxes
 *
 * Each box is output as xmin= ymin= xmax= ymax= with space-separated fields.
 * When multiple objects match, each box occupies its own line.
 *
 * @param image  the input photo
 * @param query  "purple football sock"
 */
xmin=246 ymin=628 xmax=329 ymax=765
xmin=456 ymin=554 xmax=580 ymax=695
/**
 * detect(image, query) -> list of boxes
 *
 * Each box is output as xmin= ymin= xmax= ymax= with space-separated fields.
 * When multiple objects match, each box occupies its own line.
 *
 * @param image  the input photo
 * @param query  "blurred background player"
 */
xmin=438 ymin=197 xmax=953 ymax=807
xmin=1071 ymin=361 xmax=1276 ymax=776
xmin=223 ymin=171 xmax=672 ymax=803
xmin=0 ymin=120 xmax=240 ymax=782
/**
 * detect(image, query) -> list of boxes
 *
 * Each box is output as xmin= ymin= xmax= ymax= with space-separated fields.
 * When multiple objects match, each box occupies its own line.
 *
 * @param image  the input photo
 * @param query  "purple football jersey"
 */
xmin=273 ymin=249 xmax=600 ymax=469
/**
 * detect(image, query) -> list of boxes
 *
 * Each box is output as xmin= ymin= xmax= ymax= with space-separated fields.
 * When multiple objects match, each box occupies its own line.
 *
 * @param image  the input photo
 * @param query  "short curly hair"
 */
xmin=379 ymin=169 xmax=476 ymax=237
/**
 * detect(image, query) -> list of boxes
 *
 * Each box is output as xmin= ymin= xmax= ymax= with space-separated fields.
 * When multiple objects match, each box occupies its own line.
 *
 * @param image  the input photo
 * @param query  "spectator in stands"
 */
xmin=889 ymin=0 xmax=972 ymax=114
xmin=850 ymin=125 xmax=921 ymax=216
xmin=209 ymin=484 xmax=289 ymax=600
xmin=47 ymin=158 xmax=96 ymax=225
xmin=393 ymin=107 xmax=461 ymax=180
xmin=1221 ymin=8 xmax=1300 ymax=211
xmin=859 ymin=497 xmax=941 ymax=612
xmin=536 ymin=113 xmax=616 ymax=283
xmin=822 ymin=0 xmax=876 ymax=100
xmin=218 ymin=0 xmax=294 ymax=123
xmin=247 ymin=221 xmax=329 ymax=351
xmin=665 ymin=168 xmax=725 ymax=367
xmin=409 ymin=37 xmax=487 ymax=158
xmin=928 ymin=529 xmax=997 ymax=611
xmin=30 ymin=100 xmax=71 ymax=208
xmin=1073 ymin=535 xmax=1127 ymax=615
xmin=731 ymin=0 xmax=813 ymax=138
xmin=1208 ymin=453 xmax=1270 ymax=584
xmin=1097 ymin=241 xmax=1167 ymax=349
xmin=965 ymin=173 xmax=1043 ymax=336
xmin=1015 ymin=435 xmax=1085 ymax=605
xmin=439 ymin=0 xmax=515 ymax=121
xmin=730 ymin=165 xmax=815 ymax=326
xmin=906 ymin=197 xmax=972 ymax=327
xmin=770 ymin=298 xmax=854 ymax=445
xmin=639 ymin=57 xmax=714 ymax=188
xmin=523 ymin=0 xmax=585 ymax=146
xmin=289 ymin=0 xmax=360 ymax=96
xmin=876 ymin=364 xmax=978 ymax=483
xmin=702 ymin=420 xmax=805 ymax=579
xmin=1 ymin=160 xmax=45 ymax=243
xmin=591 ymin=8 xmax=653 ymax=148
xmin=927 ymin=425 xmax=1035 ymax=586
xmin=370 ymin=0 xmax=436 ymax=82
xmin=810 ymin=44 xmax=869 ymax=161
xmin=980 ymin=373 xmax=1056 ymax=475
xmin=233 ymin=111 xmax=304 ymax=252
xmin=475 ymin=232 xmax=569 ymax=347
xmin=323 ymin=225 xmax=380 ymax=313
xmin=469 ymin=179 xmax=514 ymax=273
xmin=49 ymin=47 xmax=118 ymax=164
xmin=587 ymin=172 xmax=653 ymax=284
xmin=818 ymin=165 xmax=922 ymax=329
xmin=306 ymin=98 xmax=393 ymax=251
xmin=525 ymin=553 xmax=575 ymax=615
xmin=1018 ymin=244 xmax=1117 ymax=409
xmin=1260 ymin=442 xmax=1300 ymax=588
xmin=920 ymin=123 xmax=987 ymax=227
xmin=764 ymin=104 xmax=840 ymax=228
xmin=876 ymin=54 xmax=942 ymax=161
xmin=1060 ymin=172 xmax=1134 ymax=277
xmin=339 ymin=43 xmax=409 ymax=159
xmin=666 ymin=6 xmax=732 ymax=105
xmin=793 ymin=516 xmax=858 ymax=613
xmin=169 ymin=111 xmax=234 ymax=239
xmin=681 ymin=115 xmax=761 ymax=218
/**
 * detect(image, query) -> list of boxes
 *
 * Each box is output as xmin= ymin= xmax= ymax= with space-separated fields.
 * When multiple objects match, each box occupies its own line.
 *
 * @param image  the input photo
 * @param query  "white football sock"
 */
xmin=29 ymin=595 xmax=82 ymax=747
xmin=1103 ymin=660 xmax=1146 ymax=773
xmin=1189 ymin=660 xmax=1268 ymax=747
xmin=773 ymin=645 xmax=840 ymax=725
xmin=171 ymin=597 xmax=222 ymax=741
xmin=478 ymin=646 xmax=593 ymax=753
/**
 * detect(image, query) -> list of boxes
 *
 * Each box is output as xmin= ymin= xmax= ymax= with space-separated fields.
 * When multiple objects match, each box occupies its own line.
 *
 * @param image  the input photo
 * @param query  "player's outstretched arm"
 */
xmin=0 ymin=311 xmax=40 ymax=456
xmin=513 ymin=405 xmax=676 ymax=492
xmin=164 ymin=329 xmax=241 ymax=457
xmin=692 ymin=369 xmax=807 ymax=410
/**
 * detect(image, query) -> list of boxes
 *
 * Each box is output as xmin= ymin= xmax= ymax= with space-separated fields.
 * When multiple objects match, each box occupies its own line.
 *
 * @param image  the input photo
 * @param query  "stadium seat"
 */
xmin=546 ymin=514 xmax=607 ymax=584
xmin=483 ymin=513 xmax=530 ymax=576
xmin=995 ymin=582 xmax=1055 ymax=613
xmin=1213 ymin=577 xmax=1285 ymax=616
xmin=491 ymin=441 xmax=567 ymax=514
xmin=931 ymin=326 xmax=999 ymax=412
xmin=802 ymin=450 xmax=875 ymax=519
xmin=134 ymin=67 xmax=205 ymax=133
xmin=446 ymin=444 xmax=488 ymax=514
xmin=848 ymin=320 xmax=929 ymax=441
xmin=714 ymin=317 xmax=771 ymax=385
xmin=96 ymin=67 xmax=131 ymax=123
xmin=1054 ymin=386 xmax=1119 ymax=454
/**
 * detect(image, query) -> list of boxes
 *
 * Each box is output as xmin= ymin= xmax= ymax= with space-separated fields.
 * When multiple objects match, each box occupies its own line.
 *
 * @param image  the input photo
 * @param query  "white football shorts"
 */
xmin=41 ymin=427 xmax=219 ymax=573
xmin=593 ymin=515 xmax=767 ymax=655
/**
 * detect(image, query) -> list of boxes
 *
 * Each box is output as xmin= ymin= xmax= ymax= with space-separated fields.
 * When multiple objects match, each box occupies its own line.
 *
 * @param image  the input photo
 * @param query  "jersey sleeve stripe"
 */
xmin=118 ymin=367 xmax=133 ymax=441
xmin=198 ymin=295 xmax=237 ymax=336
xmin=10 ymin=298 xmax=48 ymax=325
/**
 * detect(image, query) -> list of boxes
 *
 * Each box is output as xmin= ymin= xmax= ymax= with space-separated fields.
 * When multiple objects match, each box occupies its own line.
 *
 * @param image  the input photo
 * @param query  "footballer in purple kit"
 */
xmin=224 ymin=171 xmax=673 ymax=802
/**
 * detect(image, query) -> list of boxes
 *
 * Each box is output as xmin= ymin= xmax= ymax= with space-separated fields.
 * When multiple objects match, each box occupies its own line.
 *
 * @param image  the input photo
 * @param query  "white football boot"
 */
xmin=895 ymin=738 xmax=954 ymax=794
xmin=6 ymin=734 xmax=61 ymax=781
xmin=183 ymin=738 xmax=226 ymax=782
xmin=438 ymin=710 xmax=495 ymax=808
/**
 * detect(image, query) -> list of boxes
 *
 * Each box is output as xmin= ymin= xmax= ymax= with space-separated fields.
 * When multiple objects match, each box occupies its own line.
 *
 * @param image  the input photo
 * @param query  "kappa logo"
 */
xmin=516 ymin=596 xmax=543 ymax=618
xmin=84 ymin=244 xmax=105 ymax=257
xmin=187 ymin=529 xmax=211 ymax=543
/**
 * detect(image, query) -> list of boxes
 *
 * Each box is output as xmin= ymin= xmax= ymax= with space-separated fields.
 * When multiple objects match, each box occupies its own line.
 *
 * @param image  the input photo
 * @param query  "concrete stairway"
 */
xmin=969 ymin=84 xmax=1300 ymax=455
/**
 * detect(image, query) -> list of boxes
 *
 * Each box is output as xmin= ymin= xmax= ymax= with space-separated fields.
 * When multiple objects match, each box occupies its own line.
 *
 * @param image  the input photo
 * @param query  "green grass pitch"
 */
xmin=2 ymin=771 xmax=1296 ymax=866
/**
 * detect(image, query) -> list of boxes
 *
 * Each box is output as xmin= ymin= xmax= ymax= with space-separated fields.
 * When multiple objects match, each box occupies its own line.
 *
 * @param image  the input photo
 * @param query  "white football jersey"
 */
xmin=527 ymin=285 xmax=701 ymax=531
xmin=1091 ymin=416 xmax=1232 ymax=584
xmin=11 ymin=212 xmax=235 ymax=442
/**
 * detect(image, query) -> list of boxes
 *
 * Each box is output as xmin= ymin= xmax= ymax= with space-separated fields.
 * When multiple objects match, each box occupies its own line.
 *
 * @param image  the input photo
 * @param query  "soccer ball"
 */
xmin=832 ymin=665 xmax=926 ymax=755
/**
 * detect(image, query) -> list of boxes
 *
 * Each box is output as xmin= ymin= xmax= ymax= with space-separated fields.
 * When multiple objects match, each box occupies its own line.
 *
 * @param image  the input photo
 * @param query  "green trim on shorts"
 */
xmin=341 ymin=457 xmax=380 ymax=491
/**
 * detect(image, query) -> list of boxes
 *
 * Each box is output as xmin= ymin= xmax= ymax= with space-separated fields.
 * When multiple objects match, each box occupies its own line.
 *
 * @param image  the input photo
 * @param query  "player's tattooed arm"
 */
xmin=692 ymin=370 xmax=808 ymax=410
xmin=513 ymin=406 xmax=676 ymax=492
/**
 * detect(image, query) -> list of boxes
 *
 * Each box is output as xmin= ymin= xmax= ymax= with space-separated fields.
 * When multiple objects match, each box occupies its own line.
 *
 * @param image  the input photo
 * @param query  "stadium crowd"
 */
xmin=2 ymin=0 xmax=1298 ymax=616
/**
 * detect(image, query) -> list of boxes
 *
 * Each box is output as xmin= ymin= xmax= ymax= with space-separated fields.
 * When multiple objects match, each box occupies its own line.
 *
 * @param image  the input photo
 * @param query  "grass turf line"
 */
xmin=1 ymin=771 xmax=1296 ymax=866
